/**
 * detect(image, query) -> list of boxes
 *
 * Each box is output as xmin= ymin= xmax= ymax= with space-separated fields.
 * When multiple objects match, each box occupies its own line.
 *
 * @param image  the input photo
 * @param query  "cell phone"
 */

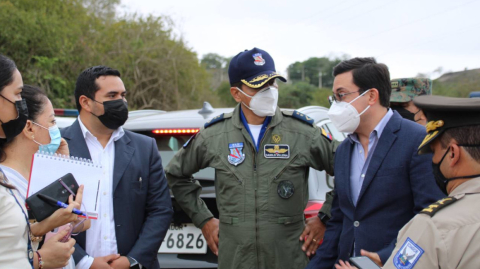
xmin=45 ymin=223 xmax=73 ymax=243
xmin=349 ymin=256 xmax=382 ymax=269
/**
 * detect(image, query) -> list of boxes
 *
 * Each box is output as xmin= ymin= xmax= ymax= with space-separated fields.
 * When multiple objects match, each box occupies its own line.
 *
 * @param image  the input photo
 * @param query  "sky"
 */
xmin=120 ymin=0 xmax=480 ymax=80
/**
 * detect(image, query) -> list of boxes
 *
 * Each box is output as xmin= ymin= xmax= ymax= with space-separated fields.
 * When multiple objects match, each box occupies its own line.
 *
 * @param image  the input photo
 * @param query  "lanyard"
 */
xmin=4 ymin=179 xmax=34 ymax=268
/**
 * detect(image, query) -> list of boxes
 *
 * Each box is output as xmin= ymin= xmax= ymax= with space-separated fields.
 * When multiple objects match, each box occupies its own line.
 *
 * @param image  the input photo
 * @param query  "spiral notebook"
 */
xmin=27 ymin=151 xmax=102 ymax=219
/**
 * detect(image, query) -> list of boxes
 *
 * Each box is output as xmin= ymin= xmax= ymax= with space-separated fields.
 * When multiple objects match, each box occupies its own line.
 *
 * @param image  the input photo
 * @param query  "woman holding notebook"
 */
xmin=0 ymin=54 xmax=88 ymax=269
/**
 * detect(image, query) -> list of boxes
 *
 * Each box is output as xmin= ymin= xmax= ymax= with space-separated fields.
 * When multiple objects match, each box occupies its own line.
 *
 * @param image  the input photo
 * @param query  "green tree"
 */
xmin=0 ymin=0 xmax=214 ymax=110
xmin=216 ymin=81 xmax=238 ymax=107
xmin=278 ymin=81 xmax=317 ymax=108
xmin=287 ymin=56 xmax=348 ymax=88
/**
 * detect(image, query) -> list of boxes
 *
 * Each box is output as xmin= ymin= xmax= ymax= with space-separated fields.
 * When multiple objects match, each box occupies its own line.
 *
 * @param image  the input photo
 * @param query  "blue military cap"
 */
xmin=228 ymin=48 xmax=287 ymax=89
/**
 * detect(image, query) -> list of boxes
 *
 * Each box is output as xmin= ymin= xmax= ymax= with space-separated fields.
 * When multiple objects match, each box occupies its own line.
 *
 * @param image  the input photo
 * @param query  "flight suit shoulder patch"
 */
xmin=204 ymin=112 xmax=232 ymax=129
xmin=419 ymin=197 xmax=458 ymax=217
xmin=321 ymin=127 xmax=333 ymax=142
xmin=282 ymin=110 xmax=314 ymax=126
xmin=183 ymin=133 xmax=198 ymax=148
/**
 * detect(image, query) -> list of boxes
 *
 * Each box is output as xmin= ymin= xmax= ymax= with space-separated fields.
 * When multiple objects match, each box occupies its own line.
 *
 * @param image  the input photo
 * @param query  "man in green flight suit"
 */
xmin=165 ymin=47 xmax=339 ymax=269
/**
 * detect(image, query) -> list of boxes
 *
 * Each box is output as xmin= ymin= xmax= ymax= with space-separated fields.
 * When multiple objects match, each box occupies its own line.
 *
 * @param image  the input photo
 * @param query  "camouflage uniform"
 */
xmin=390 ymin=78 xmax=432 ymax=103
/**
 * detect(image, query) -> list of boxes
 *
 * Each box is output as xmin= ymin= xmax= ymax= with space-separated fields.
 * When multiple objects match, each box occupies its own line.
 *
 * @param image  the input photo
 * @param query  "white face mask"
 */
xmin=237 ymin=86 xmax=279 ymax=117
xmin=327 ymin=89 xmax=371 ymax=133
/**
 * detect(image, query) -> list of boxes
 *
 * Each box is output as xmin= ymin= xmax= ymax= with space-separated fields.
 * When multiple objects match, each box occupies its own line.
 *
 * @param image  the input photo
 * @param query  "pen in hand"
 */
xmin=37 ymin=193 xmax=86 ymax=217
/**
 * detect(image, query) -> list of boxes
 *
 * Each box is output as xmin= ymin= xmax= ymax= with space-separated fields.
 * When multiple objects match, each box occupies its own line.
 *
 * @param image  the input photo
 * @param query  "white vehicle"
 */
xmin=55 ymin=102 xmax=346 ymax=268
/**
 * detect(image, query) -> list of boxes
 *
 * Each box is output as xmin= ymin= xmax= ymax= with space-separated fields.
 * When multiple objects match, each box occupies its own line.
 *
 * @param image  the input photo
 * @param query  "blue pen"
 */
xmin=37 ymin=193 xmax=86 ymax=217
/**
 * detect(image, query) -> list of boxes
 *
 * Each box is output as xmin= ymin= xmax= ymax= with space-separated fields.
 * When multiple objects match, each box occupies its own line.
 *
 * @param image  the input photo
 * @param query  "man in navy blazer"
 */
xmin=306 ymin=58 xmax=444 ymax=269
xmin=62 ymin=66 xmax=173 ymax=269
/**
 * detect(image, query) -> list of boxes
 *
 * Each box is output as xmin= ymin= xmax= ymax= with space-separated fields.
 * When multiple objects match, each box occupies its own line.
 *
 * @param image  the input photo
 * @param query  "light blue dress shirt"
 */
xmin=348 ymin=109 xmax=393 ymax=206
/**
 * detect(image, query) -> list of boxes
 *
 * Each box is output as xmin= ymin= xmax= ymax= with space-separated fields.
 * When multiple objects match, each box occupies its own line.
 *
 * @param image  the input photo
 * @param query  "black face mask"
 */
xmin=0 ymin=94 xmax=28 ymax=143
xmin=391 ymin=105 xmax=416 ymax=122
xmin=432 ymin=145 xmax=480 ymax=195
xmin=432 ymin=147 xmax=450 ymax=195
xmin=91 ymin=98 xmax=129 ymax=130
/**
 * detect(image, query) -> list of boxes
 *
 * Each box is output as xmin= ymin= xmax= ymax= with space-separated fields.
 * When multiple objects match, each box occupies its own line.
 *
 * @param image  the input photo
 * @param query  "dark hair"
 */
xmin=440 ymin=125 xmax=480 ymax=163
xmin=0 ymin=55 xmax=18 ymax=189
xmin=75 ymin=66 xmax=121 ymax=112
xmin=333 ymin=57 xmax=391 ymax=107
xmin=0 ymin=54 xmax=17 ymax=94
xmin=22 ymin=85 xmax=48 ymax=121
xmin=231 ymin=82 xmax=244 ymax=89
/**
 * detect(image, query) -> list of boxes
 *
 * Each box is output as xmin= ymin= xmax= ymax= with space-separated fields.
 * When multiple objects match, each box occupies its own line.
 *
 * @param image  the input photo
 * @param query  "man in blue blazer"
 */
xmin=62 ymin=66 xmax=173 ymax=269
xmin=306 ymin=58 xmax=444 ymax=269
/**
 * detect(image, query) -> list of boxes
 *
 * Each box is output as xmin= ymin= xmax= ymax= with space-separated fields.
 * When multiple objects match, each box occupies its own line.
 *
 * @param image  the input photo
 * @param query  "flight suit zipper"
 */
xmin=253 ymin=127 xmax=271 ymax=269
xmin=250 ymin=143 xmax=259 ymax=268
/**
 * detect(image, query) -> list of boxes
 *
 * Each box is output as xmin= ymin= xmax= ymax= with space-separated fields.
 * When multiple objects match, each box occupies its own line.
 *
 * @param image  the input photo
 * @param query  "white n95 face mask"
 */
xmin=327 ymin=89 xmax=371 ymax=133
xmin=237 ymin=86 xmax=279 ymax=117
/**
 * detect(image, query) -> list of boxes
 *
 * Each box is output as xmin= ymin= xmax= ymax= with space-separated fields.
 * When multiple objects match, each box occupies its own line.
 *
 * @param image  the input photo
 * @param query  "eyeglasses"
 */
xmin=329 ymin=90 xmax=364 ymax=104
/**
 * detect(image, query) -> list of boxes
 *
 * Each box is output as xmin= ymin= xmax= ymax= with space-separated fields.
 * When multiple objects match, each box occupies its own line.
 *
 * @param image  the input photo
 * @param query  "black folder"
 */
xmin=26 ymin=173 xmax=79 ymax=221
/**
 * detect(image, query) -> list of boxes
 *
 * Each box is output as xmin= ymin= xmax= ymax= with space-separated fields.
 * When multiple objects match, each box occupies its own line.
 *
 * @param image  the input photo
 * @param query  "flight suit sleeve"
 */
xmin=307 ymin=126 xmax=340 ymax=176
xmin=319 ymin=190 xmax=335 ymax=218
xmin=165 ymin=132 xmax=214 ymax=228
xmin=383 ymin=215 xmax=443 ymax=269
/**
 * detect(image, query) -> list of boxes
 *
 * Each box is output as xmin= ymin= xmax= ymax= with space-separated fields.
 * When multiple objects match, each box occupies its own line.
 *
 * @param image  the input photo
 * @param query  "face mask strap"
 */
xmin=357 ymin=105 xmax=371 ymax=117
xmin=32 ymin=121 xmax=48 ymax=130
xmin=348 ymin=89 xmax=371 ymax=104
xmin=32 ymin=138 xmax=43 ymax=147
xmin=351 ymin=89 xmax=371 ymax=118
xmin=236 ymin=87 xmax=254 ymax=98
xmin=442 ymin=144 xmax=480 ymax=182
xmin=0 ymin=97 xmax=22 ymax=124
xmin=0 ymin=93 xmax=15 ymax=104
xmin=236 ymin=87 xmax=258 ymax=112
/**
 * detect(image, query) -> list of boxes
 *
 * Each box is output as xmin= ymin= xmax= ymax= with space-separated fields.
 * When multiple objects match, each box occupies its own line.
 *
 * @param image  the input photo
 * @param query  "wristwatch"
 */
xmin=318 ymin=212 xmax=330 ymax=225
xmin=126 ymin=256 xmax=140 ymax=268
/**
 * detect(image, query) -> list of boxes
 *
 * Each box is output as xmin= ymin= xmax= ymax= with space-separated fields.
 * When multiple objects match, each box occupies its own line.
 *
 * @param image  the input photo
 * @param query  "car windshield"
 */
xmin=154 ymin=135 xmax=190 ymax=163
xmin=136 ymin=133 xmax=215 ymax=181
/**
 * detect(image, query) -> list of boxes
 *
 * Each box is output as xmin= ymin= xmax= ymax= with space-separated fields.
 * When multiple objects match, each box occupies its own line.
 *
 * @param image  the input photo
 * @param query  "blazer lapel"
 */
xmin=62 ymin=120 xmax=92 ymax=160
xmin=357 ymin=113 xmax=401 ymax=204
xmin=112 ymin=133 xmax=135 ymax=193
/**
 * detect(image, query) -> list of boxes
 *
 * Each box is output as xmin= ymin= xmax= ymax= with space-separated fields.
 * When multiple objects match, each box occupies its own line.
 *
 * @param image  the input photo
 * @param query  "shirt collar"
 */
xmin=239 ymin=106 xmax=272 ymax=130
xmin=450 ymin=177 xmax=480 ymax=197
xmin=78 ymin=116 xmax=125 ymax=142
xmin=348 ymin=109 xmax=394 ymax=144
xmin=239 ymin=106 xmax=272 ymax=151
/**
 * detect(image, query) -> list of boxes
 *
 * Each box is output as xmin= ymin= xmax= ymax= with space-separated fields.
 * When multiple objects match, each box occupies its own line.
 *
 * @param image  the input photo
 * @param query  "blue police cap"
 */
xmin=228 ymin=48 xmax=287 ymax=89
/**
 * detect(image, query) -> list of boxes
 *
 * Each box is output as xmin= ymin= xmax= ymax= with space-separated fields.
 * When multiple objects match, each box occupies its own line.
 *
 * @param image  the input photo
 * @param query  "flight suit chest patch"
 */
xmin=277 ymin=180 xmax=295 ymax=199
xmin=227 ymin=142 xmax=245 ymax=166
xmin=264 ymin=144 xmax=290 ymax=159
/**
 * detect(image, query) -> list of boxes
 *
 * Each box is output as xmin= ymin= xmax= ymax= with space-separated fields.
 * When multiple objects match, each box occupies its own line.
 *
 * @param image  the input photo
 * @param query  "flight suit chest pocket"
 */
xmin=214 ymin=159 xmax=245 ymax=218
xmin=268 ymin=154 xmax=306 ymax=217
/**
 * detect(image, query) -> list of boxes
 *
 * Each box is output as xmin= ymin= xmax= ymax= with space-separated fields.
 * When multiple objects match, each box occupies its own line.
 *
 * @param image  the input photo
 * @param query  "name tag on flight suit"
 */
xmin=264 ymin=144 xmax=290 ymax=159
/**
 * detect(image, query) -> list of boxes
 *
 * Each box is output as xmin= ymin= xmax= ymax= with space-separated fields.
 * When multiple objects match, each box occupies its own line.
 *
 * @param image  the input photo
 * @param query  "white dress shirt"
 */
xmin=76 ymin=117 xmax=125 ymax=269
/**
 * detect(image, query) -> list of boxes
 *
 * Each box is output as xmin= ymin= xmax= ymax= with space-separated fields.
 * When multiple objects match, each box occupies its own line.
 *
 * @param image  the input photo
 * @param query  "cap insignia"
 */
xmin=253 ymin=53 xmax=265 ymax=66
xmin=426 ymin=120 xmax=444 ymax=133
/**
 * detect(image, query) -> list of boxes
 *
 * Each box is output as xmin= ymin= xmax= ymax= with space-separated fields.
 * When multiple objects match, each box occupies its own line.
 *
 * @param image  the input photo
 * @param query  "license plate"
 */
xmin=158 ymin=223 xmax=207 ymax=254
